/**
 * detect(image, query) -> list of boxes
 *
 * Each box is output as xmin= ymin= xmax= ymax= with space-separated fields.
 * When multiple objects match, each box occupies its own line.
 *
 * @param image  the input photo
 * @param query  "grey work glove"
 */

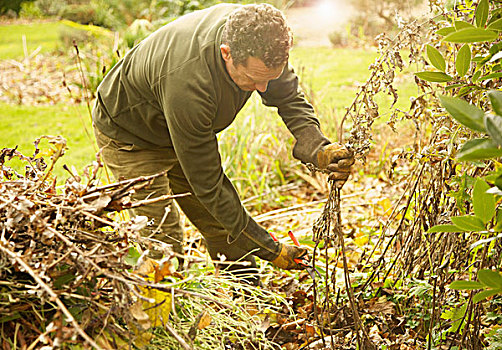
xmin=317 ymin=143 xmax=355 ymax=188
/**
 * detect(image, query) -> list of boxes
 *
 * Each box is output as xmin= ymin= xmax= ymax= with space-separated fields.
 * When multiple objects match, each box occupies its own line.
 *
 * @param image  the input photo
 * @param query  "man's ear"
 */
xmin=220 ymin=44 xmax=231 ymax=62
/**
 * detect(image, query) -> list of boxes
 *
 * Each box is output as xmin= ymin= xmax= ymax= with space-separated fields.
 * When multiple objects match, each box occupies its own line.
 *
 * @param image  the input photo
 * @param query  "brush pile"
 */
xmin=0 ymin=136 xmax=178 ymax=349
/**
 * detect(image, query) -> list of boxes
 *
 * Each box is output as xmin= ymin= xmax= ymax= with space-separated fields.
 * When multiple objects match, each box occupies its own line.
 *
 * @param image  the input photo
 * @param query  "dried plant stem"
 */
xmin=0 ymin=243 xmax=102 ymax=350
xmin=128 ymin=192 xmax=190 ymax=209
xmin=164 ymin=321 xmax=193 ymax=350
xmin=334 ymin=188 xmax=374 ymax=349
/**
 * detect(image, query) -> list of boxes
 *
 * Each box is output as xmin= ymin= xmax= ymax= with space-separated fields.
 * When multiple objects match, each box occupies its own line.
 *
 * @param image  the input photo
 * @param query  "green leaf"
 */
xmin=473 ymin=289 xmax=501 ymax=303
xmin=475 ymin=0 xmax=489 ymax=28
xmin=495 ymin=210 xmax=502 ymax=231
xmin=445 ymin=83 xmax=464 ymax=91
xmin=485 ymin=114 xmax=502 ymax=146
xmin=125 ymin=246 xmax=141 ymax=266
xmin=449 ymin=280 xmax=484 ymax=290
xmin=443 ymin=28 xmax=498 ymax=43
xmin=488 ymin=18 xmax=502 ymax=31
xmin=415 ymin=71 xmax=453 ymax=82
xmin=54 ymin=273 xmax=77 ymax=288
xmin=478 ymin=269 xmax=502 ymax=288
xmin=456 ymin=44 xmax=471 ymax=76
xmin=488 ymin=90 xmax=502 ymax=116
xmin=473 ymin=70 xmax=482 ymax=82
xmin=439 ymin=95 xmax=486 ymax=132
xmin=457 ymin=138 xmax=502 ymax=161
xmin=427 ymin=45 xmax=446 ymax=72
xmin=441 ymin=304 xmax=467 ymax=333
xmin=436 ymin=26 xmax=456 ymax=36
xmin=458 ymin=85 xmax=479 ymax=97
xmin=472 ymin=179 xmax=496 ymax=224
xmin=451 ymin=215 xmax=486 ymax=231
xmin=479 ymin=72 xmax=502 ymax=81
xmin=427 ymin=224 xmax=463 ymax=233
xmin=455 ymin=20 xmax=475 ymax=30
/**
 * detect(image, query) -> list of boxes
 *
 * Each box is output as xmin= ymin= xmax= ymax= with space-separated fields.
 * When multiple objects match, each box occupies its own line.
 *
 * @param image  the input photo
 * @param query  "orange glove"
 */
xmin=271 ymin=244 xmax=308 ymax=270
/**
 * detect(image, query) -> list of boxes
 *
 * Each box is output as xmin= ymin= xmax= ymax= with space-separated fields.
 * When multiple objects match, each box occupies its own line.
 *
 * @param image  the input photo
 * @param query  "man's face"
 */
xmin=220 ymin=45 xmax=285 ymax=92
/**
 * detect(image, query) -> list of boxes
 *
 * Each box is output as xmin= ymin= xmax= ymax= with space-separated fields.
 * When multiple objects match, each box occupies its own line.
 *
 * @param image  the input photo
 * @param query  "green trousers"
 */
xmin=94 ymin=127 xmax=257 ymax=277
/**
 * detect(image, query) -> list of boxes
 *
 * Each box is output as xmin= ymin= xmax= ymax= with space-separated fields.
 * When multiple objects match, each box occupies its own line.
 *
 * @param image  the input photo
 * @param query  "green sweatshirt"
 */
xmin=92 ymin=3 xmax=330 ymax=240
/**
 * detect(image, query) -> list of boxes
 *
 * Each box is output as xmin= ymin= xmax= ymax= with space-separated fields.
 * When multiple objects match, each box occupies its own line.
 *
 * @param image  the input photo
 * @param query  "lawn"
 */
xmin=0 ymin=21 xmax=63 ymax=59
xmin=1 ymin=102 xmax=95 ymax=179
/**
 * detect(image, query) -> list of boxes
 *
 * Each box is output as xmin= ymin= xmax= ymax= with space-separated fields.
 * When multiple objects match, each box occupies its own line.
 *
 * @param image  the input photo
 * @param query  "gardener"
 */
xmin=92 ymin=3 xmax=354 ymax=282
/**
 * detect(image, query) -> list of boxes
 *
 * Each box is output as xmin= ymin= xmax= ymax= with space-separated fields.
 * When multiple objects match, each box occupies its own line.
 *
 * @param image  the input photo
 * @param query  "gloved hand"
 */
xmin=317 ymin=143 xmax=355 ymax=188
xmin=271 ymin=244 xmax=308 ymax=270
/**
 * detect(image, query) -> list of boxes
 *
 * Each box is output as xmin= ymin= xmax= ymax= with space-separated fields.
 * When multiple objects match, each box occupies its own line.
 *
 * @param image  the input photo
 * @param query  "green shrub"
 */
xmin=328 ymin=29 xmax=348 ymax=47
xmin=33 ymin=0 xmax=67 ymax=16
xmin=0 ymin=0 xmax=34 ymax=15
xmin=59 ymin=4 xmax=97 ymax=25
xmin=19 ymin=1 xmax=44 ymax=18
xmin=58 ymin=2 xmax=122 ymax=29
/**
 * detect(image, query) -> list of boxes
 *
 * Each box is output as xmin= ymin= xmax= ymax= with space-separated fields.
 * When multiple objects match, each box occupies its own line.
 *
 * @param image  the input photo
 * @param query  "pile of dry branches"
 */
xmin=0 ymin=136 xmax=179 ymax=349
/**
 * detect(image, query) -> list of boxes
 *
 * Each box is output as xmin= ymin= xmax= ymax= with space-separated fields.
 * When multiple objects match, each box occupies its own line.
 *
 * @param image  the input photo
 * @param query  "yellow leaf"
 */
xmin=140 ymin=287 xmax=172 ymax=328
xmin=354 ymin=235 xmax=369 ymax=248
xmin=197 ymin=310 xmax=211 ymax=330
xmin=377 ymin=198 xmax=392 ymax=215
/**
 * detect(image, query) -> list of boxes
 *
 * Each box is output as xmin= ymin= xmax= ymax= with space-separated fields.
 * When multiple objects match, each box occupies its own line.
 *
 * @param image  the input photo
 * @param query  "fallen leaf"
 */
xmin=135 ymin=257 xmax=158 ymax=276
xmin=129 ymin=301 xmax=151 ymax=330
xmin=154 ymin=258 xmax=176 ymax=283
xmin=141 ymin=288 xmax=172 ymax=328
xmin=197 ymin=310 xmax=211 ymax=330
xmin=368 ymin=296 xmax=395 ymax=315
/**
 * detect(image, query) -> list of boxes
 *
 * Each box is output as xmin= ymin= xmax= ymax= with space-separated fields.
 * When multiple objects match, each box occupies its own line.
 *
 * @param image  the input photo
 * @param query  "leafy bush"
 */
xmin=0 ymin=0 xmax=34 ymax=15
xmin=59 ymin=2 xmax=122 ymax=29
xmin=19 ymin=1 xmax=44 ymax=18
xmin=412 ymin=0 xmax=502 ymax=345
xmin=32 ymin=0 xmax=67 ymax=16
xmin=328 ymin=29 xmax=349 ymax=47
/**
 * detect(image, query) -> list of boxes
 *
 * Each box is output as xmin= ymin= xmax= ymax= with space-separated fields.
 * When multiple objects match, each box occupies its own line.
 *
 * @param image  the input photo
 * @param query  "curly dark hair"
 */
xmin=221 ymin=4 xmax=293 ymax=68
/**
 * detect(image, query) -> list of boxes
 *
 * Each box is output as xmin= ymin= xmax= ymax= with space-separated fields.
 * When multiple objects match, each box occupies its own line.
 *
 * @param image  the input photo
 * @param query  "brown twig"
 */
xmin=0 ymin=243 xmax=102 ymax=350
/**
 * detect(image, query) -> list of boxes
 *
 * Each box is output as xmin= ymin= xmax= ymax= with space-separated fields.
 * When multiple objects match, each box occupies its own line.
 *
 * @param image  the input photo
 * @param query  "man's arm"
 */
xmin=155 ymin=75 xmax=284 ymax=261
xmin=259 ymin=64 xmax=331 ymax=166
xmin=260 ymin=64 xmax=354 ymax=187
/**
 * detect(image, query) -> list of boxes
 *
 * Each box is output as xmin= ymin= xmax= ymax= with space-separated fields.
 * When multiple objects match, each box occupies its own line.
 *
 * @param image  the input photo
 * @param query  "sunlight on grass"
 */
xmin=0 ymin=21 xmax=63 ymax=59
xmin=1 ymin=102 xmax=95 ymax=178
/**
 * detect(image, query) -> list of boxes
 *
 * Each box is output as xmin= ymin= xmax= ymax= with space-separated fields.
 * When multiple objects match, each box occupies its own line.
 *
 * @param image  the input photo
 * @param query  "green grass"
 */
xmin=289 ymin=46 xmax=419 ymax=125
xmin=0 ymin=21 xmax=63 ymax=60
xmin=1 ymin=102 xmax=96 ymax=179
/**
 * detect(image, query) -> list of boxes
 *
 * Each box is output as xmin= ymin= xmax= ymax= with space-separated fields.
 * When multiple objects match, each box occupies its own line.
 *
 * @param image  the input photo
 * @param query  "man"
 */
xmin=92 ymin=3 xmax=354 ymax=282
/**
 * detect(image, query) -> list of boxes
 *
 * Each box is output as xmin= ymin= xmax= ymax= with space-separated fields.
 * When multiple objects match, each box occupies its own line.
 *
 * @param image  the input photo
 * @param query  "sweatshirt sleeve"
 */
xmin=155 ymin=75 xmax=249 ymax=238
xmin=259 ymin=64 xmax=331 ymax=166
